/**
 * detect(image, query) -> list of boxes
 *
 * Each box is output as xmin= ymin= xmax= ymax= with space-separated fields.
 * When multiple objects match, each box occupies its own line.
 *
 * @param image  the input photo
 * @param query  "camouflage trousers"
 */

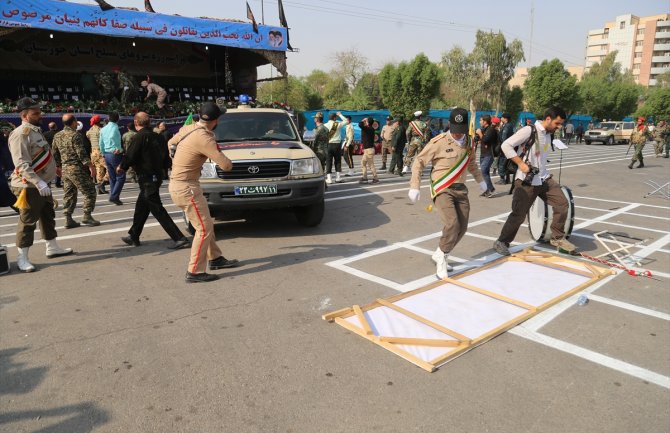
xmin=91 ymin=149 xmax=108 ymax=183
xmin=654 ymin=141 xmax=664 ymax=156
xmin=403 ymin=142 xmax=423 ymax=167
xmin=631 ymin=143 xmax=645 ymax=163
xmin=62 ymin=164 xmax=97 ymax=216
xmin=314 ymin=145 xmax=327 ymax=170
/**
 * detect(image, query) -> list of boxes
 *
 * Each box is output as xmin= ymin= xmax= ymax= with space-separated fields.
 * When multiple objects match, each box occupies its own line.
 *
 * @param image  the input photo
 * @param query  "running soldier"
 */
xmin=95 ymin=72 xmax=116 ymax=101
xmin=407 ymin=108 xmax=487 ymax=279
xmin=86 ymin=115 xmax=108 ymax=194
xmin=342 ymin=115 xmax=355 ymax=176
xmin=312 ymin=112 xmax=328 ymax=170
xmin=653 ymin=120 xmax=668 ymax=158
xmin=628 ymin=116 xmax=651 ymax=169
xmin=402 ymin=111 xmax=428 ymax=174
xmin=122 ymin=121 xmax=138 ymax=183
xmin=52 ymin=114 xmax=100 ymax=228
xmin=141 ymin=80 xmax=168 ymax=110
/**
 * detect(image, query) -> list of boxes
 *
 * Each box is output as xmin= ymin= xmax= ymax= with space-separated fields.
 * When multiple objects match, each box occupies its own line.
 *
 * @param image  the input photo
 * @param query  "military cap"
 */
xmin=16 ymin=97 xmax=40 ymax=112
xmin=200 ymin=101 xmax=225 ymax=121
xmin=449 ymin=108 xmax=468 ymax=134
xmin=413 ymin=111 xmax=422 ymax=118
xmin=314 ymin=112 xmax=324 ymax=119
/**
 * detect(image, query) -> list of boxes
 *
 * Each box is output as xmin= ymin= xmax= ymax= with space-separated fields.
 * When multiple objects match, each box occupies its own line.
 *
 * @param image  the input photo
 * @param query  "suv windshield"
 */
xmin=214 ymin=111 xmax=298 ymax=142
xmin=600 ymin=122 xmax=616 ymax=130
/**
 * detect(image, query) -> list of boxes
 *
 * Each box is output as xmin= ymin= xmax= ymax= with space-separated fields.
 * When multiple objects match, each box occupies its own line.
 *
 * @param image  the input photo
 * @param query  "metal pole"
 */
xmin=261 ymin=0 xmax=265 ymax=24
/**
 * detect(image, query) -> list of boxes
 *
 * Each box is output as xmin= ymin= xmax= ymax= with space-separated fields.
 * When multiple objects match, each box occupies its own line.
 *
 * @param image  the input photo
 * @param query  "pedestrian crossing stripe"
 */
xmin=430 ymin=152 xmax=469 ymax=199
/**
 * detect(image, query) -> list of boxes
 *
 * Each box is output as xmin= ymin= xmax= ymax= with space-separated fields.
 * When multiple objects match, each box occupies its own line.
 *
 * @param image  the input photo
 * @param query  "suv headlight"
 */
xmin=200 ymin=162 xmax=218 ymax=179
xmin=290 ymin=157 xmax=321 ymax=176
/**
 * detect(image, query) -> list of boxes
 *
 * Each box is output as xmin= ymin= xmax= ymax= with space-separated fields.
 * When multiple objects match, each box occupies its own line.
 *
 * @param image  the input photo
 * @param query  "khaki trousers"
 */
xmin=434 ymin=184 xmax=470 ymax=253
xmin=360 ymin=147 xmax=377 ymax=180
xmin=169 ymin=181 xmax=222 ymax=274
xmin=11 ymin=187 xmax=58 ymax=248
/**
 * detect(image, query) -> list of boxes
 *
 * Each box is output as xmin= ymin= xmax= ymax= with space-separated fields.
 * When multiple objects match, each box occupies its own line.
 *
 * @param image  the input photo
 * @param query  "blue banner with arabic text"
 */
xmin=0 ymin=0 xmax=287 ymax=51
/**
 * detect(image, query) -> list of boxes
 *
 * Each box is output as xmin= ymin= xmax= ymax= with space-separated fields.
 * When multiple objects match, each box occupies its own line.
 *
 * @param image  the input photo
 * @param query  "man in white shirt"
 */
xmin=493 ymin=106 xmax=576 ymax=255
xmin=323 ymin=112 xmax=349 ymax=183
xmin=342 ymin=115 xmax=355 ymax=176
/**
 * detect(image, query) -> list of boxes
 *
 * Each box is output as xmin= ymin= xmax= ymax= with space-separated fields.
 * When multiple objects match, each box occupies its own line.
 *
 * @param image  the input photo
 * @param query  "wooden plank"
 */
xmin=353 ymin=304 xmax=373 ymax=336
xmin=524 ymin=257 xmax=594 ymax=278
xmin=322 ymin=306 xmax=353 ymax=322
xmin=376 ymin=298 xmax=471 ymax=344
xmin=334 ymin=317 xmax=437 ymax=372
xmin=444 ymin=278 xmax=536 ymax=311
xmin=378 ymin=337 xmax=461 ymax=347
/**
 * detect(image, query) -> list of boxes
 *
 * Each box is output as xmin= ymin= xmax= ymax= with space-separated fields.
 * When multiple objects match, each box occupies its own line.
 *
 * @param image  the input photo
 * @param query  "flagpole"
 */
xmin=261 ymin=0 xmax=265 ymax=24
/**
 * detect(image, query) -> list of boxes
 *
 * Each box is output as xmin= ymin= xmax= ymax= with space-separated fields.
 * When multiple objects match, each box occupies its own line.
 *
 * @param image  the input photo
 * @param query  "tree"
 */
xmin=523 ymin=59 xmax=581 ymax=117
xmin=322 ymin=76 xmax=350 ymax=109
xmin=579 ymin=52 xmax=642 ymax=120
xmin=256 ymin=76 xmax=311 ymax=111
xmin=304 ymin=69 xmax=331 ymax=96
xmin=472 ymin=30 xmax=525 ymax=113
xmin=636 ymin=87 xmax=670 ymax=120
xmin=440 ymin=46 xmax=487 ymax=110
xmin=502 ymin=85 xmax=524 ymax=122
xmin=347 ymin=72 xmax=383 ymax=110
xmin=332 ymin=48 xmax=369 ymax=89
xmin=379 ymin=54 xmax=441 ymax=118
xmin=655 ymin=70 xmax=670 ymax=88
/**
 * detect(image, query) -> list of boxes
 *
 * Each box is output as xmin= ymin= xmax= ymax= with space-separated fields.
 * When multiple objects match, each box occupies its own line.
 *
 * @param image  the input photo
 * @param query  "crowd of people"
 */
xmin=1 ymin=97 xmax=238 ymax=282
xmin=2 ymin=95 xmax=669 ymax=282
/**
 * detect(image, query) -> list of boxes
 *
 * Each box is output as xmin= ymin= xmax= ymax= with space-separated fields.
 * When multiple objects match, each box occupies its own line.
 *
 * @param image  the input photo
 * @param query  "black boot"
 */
xmin=209 ymin=256 xmax=240 ymax=270
xmin=638 ymin=161 xmax=644 ymax=168
xmin=185 ymin=272 xmax=219 ymax=283
xmin=628 ymin=162 xmax=634 ymax=169
xmin=97 ymin=183 xmax=108 ymax=194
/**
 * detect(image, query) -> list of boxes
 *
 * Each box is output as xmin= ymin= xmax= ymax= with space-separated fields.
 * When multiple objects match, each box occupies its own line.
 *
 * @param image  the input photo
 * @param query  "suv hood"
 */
xmin=216 ymin=140 xmax=315 ymax=160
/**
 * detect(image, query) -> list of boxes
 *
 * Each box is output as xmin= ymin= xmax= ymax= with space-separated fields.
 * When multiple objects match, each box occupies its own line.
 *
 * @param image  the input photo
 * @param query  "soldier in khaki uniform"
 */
xmin=86 ymin=115 xmax=109 ymax=193
xmin=379 ymin=115 xmax=397 ymax=172
xmin=408 ymin=108 xmax=487 ymax=279
xmin=52 ymin=114 xmax=100 ymax=229
xmin=168 ymin=102 xmax=239 ymax=283
xmin=628 ymin=116 xmax=651 ymax=169
xmin=653 ymin=120 xmax=668 ymax=158
xmin=122 ymin=121 xmax=138 ymax=183
xmin=402 ymin=110 xmax=428 ymax=174
xmin=9 ymin=98 xmax=73 ymax=272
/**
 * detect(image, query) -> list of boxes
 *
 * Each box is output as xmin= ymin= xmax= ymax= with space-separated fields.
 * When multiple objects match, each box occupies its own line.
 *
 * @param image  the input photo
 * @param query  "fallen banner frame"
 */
xmin=323 ymin=249 xmax=614 ymax=372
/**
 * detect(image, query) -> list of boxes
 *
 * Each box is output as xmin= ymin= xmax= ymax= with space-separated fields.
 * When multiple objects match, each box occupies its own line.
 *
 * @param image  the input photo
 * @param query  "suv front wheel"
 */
xmin=294 ymin=199 xmax=325 ymax=227
xmin=606 ymin=136 xmax=615 ymax=145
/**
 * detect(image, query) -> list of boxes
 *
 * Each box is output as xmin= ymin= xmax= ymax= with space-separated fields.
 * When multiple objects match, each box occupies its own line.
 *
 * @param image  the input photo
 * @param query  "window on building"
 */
xmin=636 ymin=41 xmax=643 ymax=46
xmin=620 ymin=21 xmax=625 ymax=29
xmin=638 ymin=29 xmax=645 ymax=35
xmin=635 ymin=52 xmax=643 ymax=58
xmin=633 ymin=64 xmax=640 ymax=70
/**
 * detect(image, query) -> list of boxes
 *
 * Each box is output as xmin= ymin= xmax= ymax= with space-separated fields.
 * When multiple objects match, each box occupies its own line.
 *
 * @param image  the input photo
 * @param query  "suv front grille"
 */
xmin=216 ymin=161 xmax=291 ymax=180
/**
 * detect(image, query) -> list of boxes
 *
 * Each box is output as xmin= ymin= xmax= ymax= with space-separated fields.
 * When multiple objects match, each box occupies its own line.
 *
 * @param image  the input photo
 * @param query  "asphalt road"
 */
xmin=1 ymin=142 xmax=669 ymax=433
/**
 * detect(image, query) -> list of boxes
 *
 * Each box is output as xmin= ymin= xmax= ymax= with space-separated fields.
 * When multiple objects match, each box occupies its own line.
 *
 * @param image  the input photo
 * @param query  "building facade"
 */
xmin=585 ymin=14 xmax=670 ymax=86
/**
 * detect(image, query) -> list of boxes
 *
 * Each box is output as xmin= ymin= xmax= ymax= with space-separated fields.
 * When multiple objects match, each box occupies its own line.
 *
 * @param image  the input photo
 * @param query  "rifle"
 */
xmin=625 ymin=141 xmax=634 ymax=156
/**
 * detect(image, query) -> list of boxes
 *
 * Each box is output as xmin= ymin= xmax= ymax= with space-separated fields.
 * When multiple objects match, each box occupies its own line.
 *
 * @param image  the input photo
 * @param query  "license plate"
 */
xmin=234 ymin=185 xmax=278 ymax=195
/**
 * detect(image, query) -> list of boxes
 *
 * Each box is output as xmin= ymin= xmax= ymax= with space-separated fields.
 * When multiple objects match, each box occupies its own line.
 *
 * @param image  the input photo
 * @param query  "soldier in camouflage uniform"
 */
xmin=122 ymin=121 xmax=138 ymax=183
xmin=53 ymin=114 xmax=100 ymax=228
xmin=402 ymin=111 xmax=428 ymax=174
xmin=86 ymin=115 xmax=108 ymax=194
xmin=312 ymin=112 xmax=328 ymax=170
xmin=117 ymin=70 xmax=137 ymax=106
xmin=628 ymin=116 xmax=651 ymax=169
xmin=653 ymin=120 xmax=669 ymax=158
xmin=95 ymin=72 xmax=116 ymax=102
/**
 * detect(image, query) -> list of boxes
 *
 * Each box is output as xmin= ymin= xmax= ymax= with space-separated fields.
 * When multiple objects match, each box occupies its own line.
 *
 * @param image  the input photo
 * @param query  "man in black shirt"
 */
xmin=118 ymin=112 xmax=189 ymax=249
xmin=475 ymin=115 xmax=498 ymax=197
xmin=358 ymin=117 xmax=379 ymax=184
xmin=389 ymin=115 xmax=407 ymax=176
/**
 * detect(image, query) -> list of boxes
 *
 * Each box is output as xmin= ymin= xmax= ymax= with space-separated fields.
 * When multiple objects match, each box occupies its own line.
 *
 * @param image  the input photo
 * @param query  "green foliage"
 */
xmin=440 ymin=46 xmax=486 ymax=109
xmin=256 ymin=76 xmax=312 ymax=111
xmin=322 ymin=77 xmax=350 ymax=109
xmin=379 ymin=54 xmax=440 ymax=119
xmin=655 ymin=70 xmax=670 ymax=88
xmin=472 ymin=31 xmax=525 ymax=112
xmin=346 ymin=73 xmax=383 ymax=110
xmin=523 ymin=59 xmax=581 ymax=117
xmin=502 ymin=85 xmax=524 ymax=122
xmin=579 ymin=52 xmax=642 ymax=120
xmin=636 ymin=87 xmax=670 ymax=120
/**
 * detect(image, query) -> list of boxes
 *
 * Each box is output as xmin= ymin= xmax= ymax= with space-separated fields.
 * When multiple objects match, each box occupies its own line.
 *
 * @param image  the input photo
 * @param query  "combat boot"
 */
xmin=81 ymin=213 xmax=101 ymax=226
xmin=16 ymin=247 xmax=35 ymax=272
xmin=97 ymin=183 xmax=108 ymax=194
xmin=64 ymin=214 xmax=81 ymax=229
xmin=638 ymin=161 xmax=644 ymax=168
xmin=628 ymin=162 xmax=634 ymax=169
xmin=45 ymin=239 xmax=73 ymax=259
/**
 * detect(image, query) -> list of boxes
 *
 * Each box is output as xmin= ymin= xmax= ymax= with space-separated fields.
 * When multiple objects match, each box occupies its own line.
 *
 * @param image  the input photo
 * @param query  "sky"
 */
xmin=77 ymin=0 xmax=669 ymax=78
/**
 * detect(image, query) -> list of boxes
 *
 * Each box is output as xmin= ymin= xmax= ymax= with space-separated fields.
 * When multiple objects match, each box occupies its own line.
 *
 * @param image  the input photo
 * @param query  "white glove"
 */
xmin=408 ymin=188 xmax=420 ymax=203
xmin=36 ymin=180 xmax=51 ymax=197
xmin=479 ymin=181 xmax=488 ymax=192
